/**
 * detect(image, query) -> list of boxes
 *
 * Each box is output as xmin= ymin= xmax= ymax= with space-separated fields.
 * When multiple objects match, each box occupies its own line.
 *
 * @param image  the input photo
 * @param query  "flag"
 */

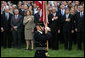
xmin=35 ymin=1 xmax=43 ymax=22
xmin=35 ymin=1 xmax=49 ymax=56
xmin=35 ymin=1 xmax=48 ymax=24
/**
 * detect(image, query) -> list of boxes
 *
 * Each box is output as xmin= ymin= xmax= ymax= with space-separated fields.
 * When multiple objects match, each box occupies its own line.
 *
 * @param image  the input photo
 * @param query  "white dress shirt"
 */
xmin=34 ymin=8 xmax=38 ymax=15
xmin=80 ymin=11 xmax=84 ymax=17
xmin=5 ymin=12 xmax=9 ymax=20
xmin=52 ymin=13 xmax=56 ymax=21
xmin=38 ymin=30 xmax=43 ymax=34
xmin=66 ymin=14 xmax=69 ymax=19
xmin=61 ymin=9 xmax=65 ymax=15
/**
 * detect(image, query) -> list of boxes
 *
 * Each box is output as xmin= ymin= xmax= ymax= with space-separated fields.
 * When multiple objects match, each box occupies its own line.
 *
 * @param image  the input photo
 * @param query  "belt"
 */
xmin=36 ymin=47 xmax=46 ymax=50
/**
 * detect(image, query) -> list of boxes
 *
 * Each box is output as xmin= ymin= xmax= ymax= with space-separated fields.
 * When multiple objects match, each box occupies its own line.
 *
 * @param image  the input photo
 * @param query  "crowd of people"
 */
xmin=1 ymin=1 xmax=84 ymax=51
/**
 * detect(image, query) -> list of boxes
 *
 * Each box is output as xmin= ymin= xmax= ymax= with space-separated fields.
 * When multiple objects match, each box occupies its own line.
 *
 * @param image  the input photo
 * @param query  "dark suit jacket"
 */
xmin=11 ymin=15 xmax=23 ymax=30
xmin=1 ymin=14 xmax=3 ymax=28
xmin=2 ymin=12 xmax=13 ymax=30
xmin=58 ymin=9 xmax=65 ymax=16
xmin=34 ymin=31 xmax=52 ymax=47
xmin=49 ymin=12 xmax=61 ymax=34
xmin=34 ymin=12 xmax=40 ymax=23
xmin=19 ymin=9 xmax=25 ymax=18
xmin=75 ymin=12 xmax=84 ymax=31
xmin=58 ymin=9 xmax=66 ymax=28
xmin=71 ymin=14 xmax=76 ymax=30
xmin=62 ymin=14 xmax=74 ymax=32
xmin=48 ymin=13 xmax=53 ymax=27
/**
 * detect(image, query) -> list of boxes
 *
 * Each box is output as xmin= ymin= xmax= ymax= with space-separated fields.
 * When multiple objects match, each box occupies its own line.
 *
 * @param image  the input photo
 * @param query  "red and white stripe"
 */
xmin=35 ymin=1 xmax=48 ymax=33
xmin=35 ymin=1 xmax=48 ymax=23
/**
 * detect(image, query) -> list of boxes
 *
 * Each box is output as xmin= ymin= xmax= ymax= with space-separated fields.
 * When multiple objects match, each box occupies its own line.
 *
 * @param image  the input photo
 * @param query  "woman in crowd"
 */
xmin=23 ymin=10 xmax=35 ymax=50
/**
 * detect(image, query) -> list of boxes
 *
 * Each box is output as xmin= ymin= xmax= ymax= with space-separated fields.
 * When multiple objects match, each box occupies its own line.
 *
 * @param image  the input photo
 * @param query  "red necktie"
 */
xmin=15 ymin=15 xmax=17 ymax=23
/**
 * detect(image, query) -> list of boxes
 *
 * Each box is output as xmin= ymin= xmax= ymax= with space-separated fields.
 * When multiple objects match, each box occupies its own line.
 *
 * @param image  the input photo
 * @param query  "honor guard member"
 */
xmin=34 ymin=22 xmax=52 ymax=57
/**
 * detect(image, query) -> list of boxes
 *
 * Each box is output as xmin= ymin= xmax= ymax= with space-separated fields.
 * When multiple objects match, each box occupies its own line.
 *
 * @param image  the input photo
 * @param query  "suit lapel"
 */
xmin=38 ymin=13 xmax=40 ymax=18
xmin=17 ymin=15 xmax=19 ymax=23
xmin=4 ymin=13 xmax=8 ymax=22
xmin=68 ymin=14 xmax=70 ymax=18
xmin=65 ymin=14 xmax=66 ymax=19
xmin=79 ymin=12 xmax=81 ymax=18
xmin=13 ymin=16 xmax=16 ymax=24
xmin=9 ymin=13 xmax=11 ymax=21
xmin=16 ymin=15 xmax=20 ymax=23
xmin=65 ymin=14 xmax=70 ymax=19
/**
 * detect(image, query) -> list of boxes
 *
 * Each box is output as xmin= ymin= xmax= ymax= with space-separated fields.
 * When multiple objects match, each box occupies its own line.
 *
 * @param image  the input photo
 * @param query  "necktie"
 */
xmin=56 ymin=7 xmax=58 ymax=11
xmin=80 ymin=12 xmax=82 ymax=17
xmin=15 ymin=15 xmax=17 ymax=23
xmin=66 ymin=14 xmax=69 ymax=19
xmin=61 ymin=10 xmax=64 ymax=16
xmin=5 ymin=13 xmax=9 ymax=20
xmin=5 ymin=14 xmax=7 ymax=19
xmin=53 ymin=14 xmax=55 ymax=17
xmin=80 ymin=12 xmax=83 ymax=18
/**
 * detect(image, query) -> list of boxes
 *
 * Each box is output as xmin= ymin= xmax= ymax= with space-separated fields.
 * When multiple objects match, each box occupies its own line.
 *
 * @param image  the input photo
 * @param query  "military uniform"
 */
xmin=34 ymin=29 xmax=52 ymax=57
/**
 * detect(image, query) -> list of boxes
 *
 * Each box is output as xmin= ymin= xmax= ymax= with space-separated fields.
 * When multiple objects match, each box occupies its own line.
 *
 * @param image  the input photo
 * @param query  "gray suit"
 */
xmin=11 ymin=15 xmax=23 ymax=48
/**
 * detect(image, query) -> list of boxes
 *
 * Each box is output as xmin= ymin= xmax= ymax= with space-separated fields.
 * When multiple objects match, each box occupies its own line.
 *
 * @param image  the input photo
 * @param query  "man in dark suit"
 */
xmin=62 ymin=8 xmax=74 ymax=50
xmin=34 ymin=7 xmax=41 ymax=24
xmin=75 ymin=5 xmax=84 ymax=50
xmin=11 ymin=9 xmax=23 ymax=49
xmin=1 ymin=7 xmax=13 ymax=48
xmin=19 ymin=5 xmax=25 ymax=18
xmin=19 ymin=4 xmax=25 ymax=44
xmin=48 ymin=9 xmax=53 ymax=28
xmin=1 ymin=13 xmax=4 ymax=47
xmin=58 ymin=4 xmax=66 ymax=44
xmin=49 ymin=7 xmax=61 ymax=50
xmin=33 ymin=3 xmax=38 ymax=15
xmin=70 ymin=8 xmax=77 ymax=44
xmin=58 ymin=4 xmax=65 ymax=17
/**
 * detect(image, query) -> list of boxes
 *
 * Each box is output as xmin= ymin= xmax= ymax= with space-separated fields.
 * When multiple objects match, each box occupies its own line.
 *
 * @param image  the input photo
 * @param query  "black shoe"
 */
xmin=28 ymin=49 xmax=33 ymax=50
xmin=31 ymin=49 xmax=33 ymax=50
xmin=24 ymin=49 xmax=29 ymax=51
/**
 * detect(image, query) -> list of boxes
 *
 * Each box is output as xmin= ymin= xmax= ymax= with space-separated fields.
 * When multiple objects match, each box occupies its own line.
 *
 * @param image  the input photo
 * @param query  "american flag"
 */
xmin=35 ymin=1 xmax=49 ymax=52
xmin=35 ymin=1 xmax=48 ymax=24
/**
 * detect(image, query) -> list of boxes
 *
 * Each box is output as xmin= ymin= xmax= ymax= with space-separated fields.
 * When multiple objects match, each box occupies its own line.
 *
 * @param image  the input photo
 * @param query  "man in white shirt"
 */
xmin=1 ymin=6 xmax=13 ymax=48
xmin=60 ymin=4 xmax=65 ymax=16
xmin=33 ymin=3 xmax=38 ymax=15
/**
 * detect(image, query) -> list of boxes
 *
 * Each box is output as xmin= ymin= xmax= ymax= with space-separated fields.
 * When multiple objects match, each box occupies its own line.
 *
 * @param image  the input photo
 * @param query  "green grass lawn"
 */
xmin=1 ymin=44 xmax=84 ymax=57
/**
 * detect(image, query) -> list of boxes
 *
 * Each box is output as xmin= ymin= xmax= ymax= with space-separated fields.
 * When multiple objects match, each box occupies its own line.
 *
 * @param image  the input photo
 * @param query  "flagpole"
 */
xmin=44 ymin=1 xmax=49 ymax=56
xmin=45 ymin=1 xmax=48 ymax=51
